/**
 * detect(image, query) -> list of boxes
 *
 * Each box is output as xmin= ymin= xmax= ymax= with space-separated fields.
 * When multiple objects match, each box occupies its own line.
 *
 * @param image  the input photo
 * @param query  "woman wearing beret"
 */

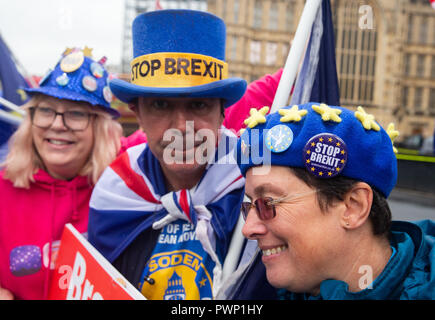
xmin=0 ymin=48 xmax=123 ymax=300
xmin=231 ymin=102 xmax=435 ymax=300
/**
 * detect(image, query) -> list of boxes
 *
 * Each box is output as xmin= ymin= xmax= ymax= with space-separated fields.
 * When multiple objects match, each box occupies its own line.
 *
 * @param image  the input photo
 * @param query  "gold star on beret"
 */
xmin=386 ymin=123 xmax=400 ymax=153
xmin=244 ymin=106 xmax=270 ymax=128
xmin=279 ymin=105 xmax=308 ymax=123
xmin=63 ymin=47 xmax=74 ymax=56
xmin=83 ymin=46 xmax=93 ymax=57
xmin=354 ymin=106 xmax=380 ymax=131
xmin=312 ymin=103 xmax=342 ymax=123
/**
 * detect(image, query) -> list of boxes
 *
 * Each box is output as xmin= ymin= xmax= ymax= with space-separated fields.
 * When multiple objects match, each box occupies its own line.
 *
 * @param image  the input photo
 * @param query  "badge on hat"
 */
xmin=303 ymin=133 xmax=347 ymax=178
xmin=265 ymin=124 xmax=293 ymax=153
xmin=56 ymin=73 xmax=69 ymax=86
xmin=60 ymin=51 xmax=84 ymax=73
xmin=90 ymin=62 xmax=104 ymax=78
xmin=103 ymin=86 xmax=113 ymax=103
xmin=82 ymin=75 xmax=97 ymax=92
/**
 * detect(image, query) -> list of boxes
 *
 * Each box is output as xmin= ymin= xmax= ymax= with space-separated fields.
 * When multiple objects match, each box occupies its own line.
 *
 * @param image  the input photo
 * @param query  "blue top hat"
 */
xmin=236 ymin=103 xmax=399 ymax=198
xmin=24 ymin=48 xmax=120 ymax=118
xmin=109 ymin=9 xmax=247 ymax=108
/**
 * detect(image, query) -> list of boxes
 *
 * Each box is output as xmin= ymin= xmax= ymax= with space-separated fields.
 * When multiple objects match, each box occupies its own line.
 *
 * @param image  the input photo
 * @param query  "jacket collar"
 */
xmin=313 ymin=221 xmax=420 ymax=300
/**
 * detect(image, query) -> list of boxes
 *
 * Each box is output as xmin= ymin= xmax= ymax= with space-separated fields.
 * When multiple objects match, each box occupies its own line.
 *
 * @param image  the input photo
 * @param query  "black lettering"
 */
xmin=139 ymin=60 xmax=150 ymax=77
xmin=214 ymin=62 xmax=217 ymax=79
xmin=150 ymin=59 xmax=161 ymax=76
xmin=203 ymin=60 xmax=214 ymax=77
xmin=165 ymin=58 xmax=176 ymax=74
xmin=217 ymin=64 xmax=224 ymax=80
xmin=131 ymin=62 xmax=139 ymax=81
xmin=177 ymin=58 xmax=190 ymax=75
xmin=191 ymin=58 xmax=202 ymax=76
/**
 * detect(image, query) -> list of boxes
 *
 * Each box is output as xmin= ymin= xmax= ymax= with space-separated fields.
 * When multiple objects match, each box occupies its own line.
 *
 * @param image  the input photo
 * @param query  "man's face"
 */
xmin=135 ymin=97 xmax=224 ymax=182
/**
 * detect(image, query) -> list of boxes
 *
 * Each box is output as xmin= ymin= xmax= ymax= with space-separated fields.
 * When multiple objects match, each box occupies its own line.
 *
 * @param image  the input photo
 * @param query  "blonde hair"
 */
xmin=2 ymin=95 xmax=123 ymax=188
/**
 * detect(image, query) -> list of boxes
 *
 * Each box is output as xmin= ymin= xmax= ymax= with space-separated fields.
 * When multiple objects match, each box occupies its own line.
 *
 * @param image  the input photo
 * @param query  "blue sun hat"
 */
xmin=109 ymin=9 xmax=247 ymax=108
xmin=236 ymin=102 xmax=399 ymax=198
xmin=24 ymin=47 xmax=120 ymax=118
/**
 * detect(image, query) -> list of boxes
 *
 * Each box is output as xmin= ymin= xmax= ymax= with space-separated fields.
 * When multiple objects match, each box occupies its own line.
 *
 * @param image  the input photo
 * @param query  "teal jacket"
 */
xmin=277 ymin=220 xmax=435 ymax=300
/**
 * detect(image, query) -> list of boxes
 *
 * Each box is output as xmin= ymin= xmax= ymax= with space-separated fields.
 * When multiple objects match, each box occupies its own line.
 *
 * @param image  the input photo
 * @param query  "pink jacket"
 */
xmin=224 ymin=68 xmax=283 ymax=134
xmin=0 ymin=170 xmax=92 ymax=300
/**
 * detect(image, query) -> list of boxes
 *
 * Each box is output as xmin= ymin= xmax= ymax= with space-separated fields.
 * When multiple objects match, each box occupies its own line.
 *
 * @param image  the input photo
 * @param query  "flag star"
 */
xmin=83 ymin=46 xmax=93 ymax=57
xmin=199 ymin=278 xmax=207 ymax=287
xmin=312 ymin=103 xmax=342 ymax=123
xmin=386 ymin=123 xmax=399 ymax=153
xmin=16 ymin=89 xmax=28 ymax=101
xmin=244 ymin=106 xmax=270 ymax=128
xmin=279 ymin=105 xmax=308 ymax=122
xmin=354 ymin=106 xmax=380 ymax=131
xmin=63 ymin=47 xmax=74 ymax=56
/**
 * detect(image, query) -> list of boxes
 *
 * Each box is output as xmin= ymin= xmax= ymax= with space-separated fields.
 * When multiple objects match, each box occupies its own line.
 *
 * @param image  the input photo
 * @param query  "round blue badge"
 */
xmin=303 ymin=133 xmax=347 ymax=178
xmin=265 ymin=124 xmax=293 ymax=153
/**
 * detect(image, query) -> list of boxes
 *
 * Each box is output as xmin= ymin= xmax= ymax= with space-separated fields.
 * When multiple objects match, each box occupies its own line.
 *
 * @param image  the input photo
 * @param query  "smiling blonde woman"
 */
xmin=0 ymin=48 xmax=122 ymax=300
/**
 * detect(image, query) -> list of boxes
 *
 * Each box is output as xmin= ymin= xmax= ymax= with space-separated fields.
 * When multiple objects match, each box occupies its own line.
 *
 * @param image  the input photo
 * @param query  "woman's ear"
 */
xmin=341 ymin=182 xmax=373 ymax=230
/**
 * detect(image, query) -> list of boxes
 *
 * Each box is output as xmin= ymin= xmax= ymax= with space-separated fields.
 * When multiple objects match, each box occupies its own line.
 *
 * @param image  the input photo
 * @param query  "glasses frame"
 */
xmin=28 ymin=106 xmax=96 ymax=132
xmin=241 ymin=189 xmax=321 ymax=221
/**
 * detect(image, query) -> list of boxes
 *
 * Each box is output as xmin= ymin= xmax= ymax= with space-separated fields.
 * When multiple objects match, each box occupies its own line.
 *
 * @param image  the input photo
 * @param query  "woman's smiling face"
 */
xmin=31 ymin=95 xmax=95 ymax=180
xmin=242 ymin=165 xmax=344 ymax=294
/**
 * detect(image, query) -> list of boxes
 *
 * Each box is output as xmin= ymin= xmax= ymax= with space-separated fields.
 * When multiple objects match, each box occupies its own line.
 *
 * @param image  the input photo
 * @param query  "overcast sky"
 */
xmin=0 ymin=0 xmax=125 ymax=76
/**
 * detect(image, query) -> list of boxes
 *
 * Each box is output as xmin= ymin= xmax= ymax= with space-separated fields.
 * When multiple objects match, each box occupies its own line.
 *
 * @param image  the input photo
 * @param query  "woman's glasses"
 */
xmin=241 ymin=189 xmax=320 ymax=221
xmin=29 ymin=106 xmax=95 ymax=131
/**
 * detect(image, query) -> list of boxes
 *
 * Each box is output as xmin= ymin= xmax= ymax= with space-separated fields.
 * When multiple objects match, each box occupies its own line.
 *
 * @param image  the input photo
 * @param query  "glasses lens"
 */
xmin=255 ymin=197 xmax=275 ymax=220
xmin=33 ymin=107 xmax=55 ymax=128
xmin=241 ymin=198 xmax=276 ymax=221
xmin=64 ymin=110 xmax=90 ymax=131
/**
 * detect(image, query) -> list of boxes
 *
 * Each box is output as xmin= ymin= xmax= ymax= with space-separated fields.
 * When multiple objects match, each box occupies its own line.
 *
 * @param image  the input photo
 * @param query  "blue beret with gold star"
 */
xmin=236 ymin=102 xmax=398 ymax=197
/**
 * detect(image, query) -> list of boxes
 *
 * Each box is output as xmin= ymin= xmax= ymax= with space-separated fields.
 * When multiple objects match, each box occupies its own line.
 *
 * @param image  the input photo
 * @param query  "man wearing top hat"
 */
xmin=87 ymin=9 xmax=277 ymax=300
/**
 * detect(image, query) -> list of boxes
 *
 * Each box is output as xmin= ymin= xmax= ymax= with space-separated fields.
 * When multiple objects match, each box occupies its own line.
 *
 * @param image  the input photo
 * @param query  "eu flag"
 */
xmin=0 ymin=35 xmax=29 ymax=151
xmin=290 ymin=0 xmax=340 ymax=107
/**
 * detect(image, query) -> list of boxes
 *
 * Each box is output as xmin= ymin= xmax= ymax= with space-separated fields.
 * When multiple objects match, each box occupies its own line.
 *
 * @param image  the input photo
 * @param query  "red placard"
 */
xmin=48 ymin=224 xmax=145 ymax=300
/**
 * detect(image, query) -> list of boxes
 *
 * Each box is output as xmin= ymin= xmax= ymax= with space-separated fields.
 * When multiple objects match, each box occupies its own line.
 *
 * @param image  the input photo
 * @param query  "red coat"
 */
xmin=0 ymin=169 xmax=92 ymax=300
